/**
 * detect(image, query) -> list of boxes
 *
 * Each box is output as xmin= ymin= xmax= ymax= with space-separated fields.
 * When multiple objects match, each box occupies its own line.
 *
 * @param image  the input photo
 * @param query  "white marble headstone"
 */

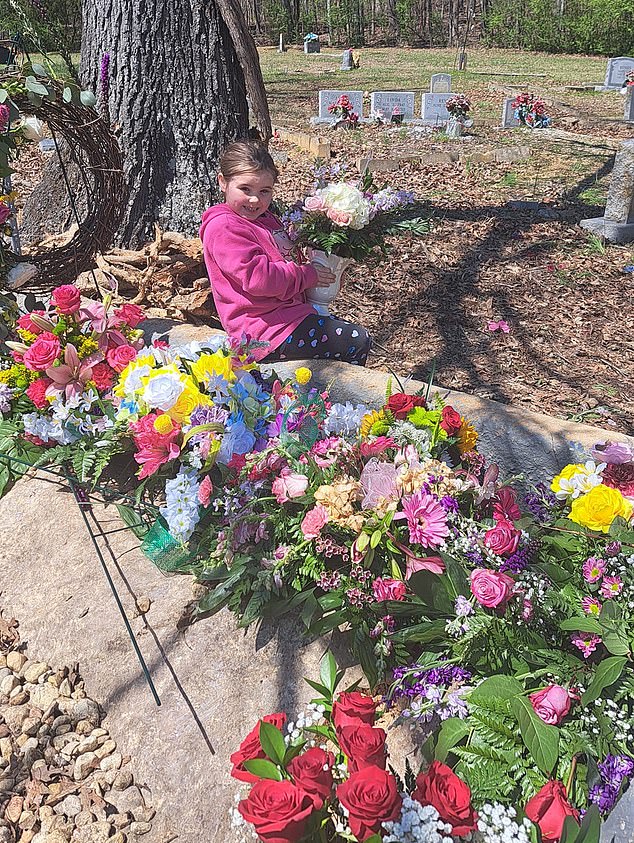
xmin=604 ymin=57 xmax=634 ymax=89
xmin=501 ymin=97 xmax=521 ymax=128
xmin=625 ymin=88 xmax=634 ymax=123
xmin=318 ymin=90 xmax=364 ymax=119
xmin=370 ymin=91 xmax=415 ymax=118
xmin=430 ymin=73 xmax=452 ymax=93
xmin=421 ymin=92 xmax=453 ymax=123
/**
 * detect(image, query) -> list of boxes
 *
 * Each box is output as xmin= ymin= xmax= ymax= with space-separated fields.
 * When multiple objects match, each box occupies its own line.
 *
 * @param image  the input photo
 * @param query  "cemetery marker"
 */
xmin=581 ymin=139 xmax=634 ymax=244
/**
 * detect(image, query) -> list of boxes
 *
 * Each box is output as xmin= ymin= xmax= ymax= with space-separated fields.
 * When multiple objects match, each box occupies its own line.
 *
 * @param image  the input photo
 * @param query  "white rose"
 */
xmin=21 ymin=116 xmax=45 ymax=142
xmin=317 ymin=183 xmax=370 ymax=230
xmin=142 ymin=372 xmax=185 ymax=411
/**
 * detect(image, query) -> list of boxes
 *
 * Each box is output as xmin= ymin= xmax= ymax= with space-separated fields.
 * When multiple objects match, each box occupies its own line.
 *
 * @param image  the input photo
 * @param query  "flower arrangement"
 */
xmin=623 ymin=70 xmax=634 ymax=88
xmin=230 ymin=653 xmax=604 ymax=843
xmin=281 ymin=166 xmax=429 ymax=260
xmin=445 ymin=95 xmax=471 ymax=120
xmin=328 ymin=95 xmax=359 ymax=128
xmin=512 ymin=92 xmax=551 ymax=128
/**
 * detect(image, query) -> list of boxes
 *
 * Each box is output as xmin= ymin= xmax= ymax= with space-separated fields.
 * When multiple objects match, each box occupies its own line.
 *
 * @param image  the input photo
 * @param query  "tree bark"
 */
xmin=80 ymin=0 xmax=252 ymax=247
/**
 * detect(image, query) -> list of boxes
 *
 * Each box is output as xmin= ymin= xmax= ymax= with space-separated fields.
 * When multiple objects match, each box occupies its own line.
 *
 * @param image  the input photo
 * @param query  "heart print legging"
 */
xmin=262 ymin=313 xmax=372 ymax=366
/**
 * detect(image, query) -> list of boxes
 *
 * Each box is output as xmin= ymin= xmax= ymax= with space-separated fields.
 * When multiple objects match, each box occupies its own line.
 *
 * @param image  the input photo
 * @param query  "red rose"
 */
xmin=484 ymin=518 xmax=521 ymax=556
xmin=493 ymin=487 xmax=521 ymax=522
xmin=287 ymin=747 xmax=334 ymax=808
xmin=91 ymin=362 xmax=115 ymax=392
xmin=337 ymin=724 xmax=387 ymax=773
xmin=525 ymin=781 xmax=580 ymax=843
xmin=386 ymin=392 xmax=426 ymax=420
xmin=230 ymin=713 xmax=287 ymax=783
xmin=114 ymin=302 xmax=145 ymax=328
xmin=51 ymin=284 xmax=82 ymax=315
xmin=238 ymin=779 xmax=315 ymax=843
xmin=106 ymin=344 xmax=138 ymax=373
xmin=336 ymin=767 xmax=402 ymax=841
xmin=412 ymin=761 xmax=478 ymax=836
xmin=440 ymin=405 xmax=462 ymax=435
xmin=23 ymin=332 xmax=61 ymax=372
xmin=332 ymin=691 xmax=377 ymax=732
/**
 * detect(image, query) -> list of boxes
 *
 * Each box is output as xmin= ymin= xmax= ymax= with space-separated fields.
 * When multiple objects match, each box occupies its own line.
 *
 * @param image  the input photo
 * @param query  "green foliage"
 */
xmin=0 ymin=0 xmax=81 ymax=72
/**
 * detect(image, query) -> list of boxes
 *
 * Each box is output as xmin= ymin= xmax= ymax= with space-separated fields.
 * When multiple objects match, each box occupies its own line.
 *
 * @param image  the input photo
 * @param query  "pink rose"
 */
xmin=17 ymin=310 xmax=47 ymax=335
xmin=272 ymin=469 xmax=309 ymax=504
xmin=483 ymin=518 xmax=521 ymax=557
xmin=114 ymin=303 xmax=145 ymax=328
xmin=492 ymin=487 xmax=521 ymax=522
xmin=51 ymin=285 xmax=82 ymax=315
xmin=304 ymin=195 xmax=325 ymax=212
xmin=106 ymin=344 xmax=138 ymax=373
xmin=0 ymin=202 xmax=11 ymax=226
xmin=198 ymin=475 xmax=213 ymax=507
xmin=470 ymin=568 xmax=516 ymax=609
xmin=372 ymin=577 xmax=406 ymax=602
xmin=529 ymin=685 xmax=571 ymax=725
xmin=23 ymin=332 xmax=62 ymax=371
xmin=327 ymin=208 xmax=352 ymax=226
xmin=301 ymin=504 xmax=328 ymax=539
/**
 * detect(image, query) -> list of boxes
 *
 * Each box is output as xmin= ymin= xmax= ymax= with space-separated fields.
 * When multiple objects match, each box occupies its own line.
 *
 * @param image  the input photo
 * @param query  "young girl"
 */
xmin=200 ymin=140 xmax=371 ymax=366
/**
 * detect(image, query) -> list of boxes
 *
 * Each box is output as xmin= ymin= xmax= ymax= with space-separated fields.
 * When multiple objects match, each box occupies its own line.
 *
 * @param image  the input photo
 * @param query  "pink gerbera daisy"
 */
xmin=600 ymin=576 xmax=623 ymax=599
xmin=581 ymin=597 xmax=602 ymax=616
xmin=571 ymin=632 xmax=602 ymax=658
xmin=582 ymin=557 xmax=606 ymax=583
xmin=395 ymin=490 xmax=449 ymax=548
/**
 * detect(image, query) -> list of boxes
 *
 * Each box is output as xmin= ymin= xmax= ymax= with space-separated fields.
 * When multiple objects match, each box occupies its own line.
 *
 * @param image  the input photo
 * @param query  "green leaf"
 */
xmin=470 ymin=675 xmax=523 ymax=705
xmin=559 ymin=617 xmax=602 ymax=633
xmin=582 ymin=656 xmax=628 ymax=705
xmin=370 ymin=529 xmax=382 ymax=549
xmin=80 ymin=89 xmax=97 ymax=108
xmin=511 ymin=696 xmax=559 ymax=775
xmin=242 ymin=758 xmax=282 ymax=781
xmin=435 ymin=718 xmax=470 ymax=762
xmin=320 ymin=651 xmax=337 ymax=694
xmin=283 ymin=741 xmax=306 ymax=766
xmin=303 ymin=678 xmax=330 ymax=698
xmin=601 ymin=629 xmax=630 ymax=656
xmin=259 ymin=721 xmax=286 ymax=767
xmin=63 ymin=86 xmax=73 ymax=103
xmin=25 ymin=76 xmax=49 ymax=97
xmin=31 ymin=62 xmax=48 ymax=77
xmin=0 ymin=90 xmax=7 ymax=103
xmin=559 ymin=815 xmax=581 ymax=843
xmin=115 ymin=504 xmax=149 ymax=539
xmin=576 ymin=804 xmax=600 ymax=843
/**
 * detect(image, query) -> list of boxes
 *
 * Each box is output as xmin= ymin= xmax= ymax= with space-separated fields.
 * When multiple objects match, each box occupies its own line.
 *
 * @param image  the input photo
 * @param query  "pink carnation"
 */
xmin=360 ymin=436 xmax=396 ymax=458
xmin=301 ymin=505 xmax=329 ymax=539
xmin=114 ymin=302 xmax=145 ymax=328
xmin=198 ymin=475 xmax=213 ymax=507
xmin=25 ymin=377 xmax=52 ymax=409
xmin=372 ymin=578 xmax=406 ymax=602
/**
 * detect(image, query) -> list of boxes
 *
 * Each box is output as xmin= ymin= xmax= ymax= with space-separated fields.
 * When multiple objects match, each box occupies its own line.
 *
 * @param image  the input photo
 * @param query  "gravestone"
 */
xmin=304 ymin=36 xmax=320 ymax=54
xmin=430 ymin=73 xmax=451 ymax=93
xmin=317 ymin=89 xmax=364 ymax=120
xmin=370 ymin=91 xmax=415 ymax=120
xmin=604 ymin=56 xmax=634 ymax=89
xmin=501 ymin=97 xmax=521 ymax=128
xmin=458 ymin=52 xmax=468 ymax=71
xmin=278 ymin=33 xmax=286 ymax=53
xmin=581 ymin=139 xmax=634 ymax=243
xmin=420 ymin=92 xmax=452 ymax=123
xmin=341 ymin=49 xmax=354 ymax=71
xmin=625 ymin=88 xmax=634 ymax=122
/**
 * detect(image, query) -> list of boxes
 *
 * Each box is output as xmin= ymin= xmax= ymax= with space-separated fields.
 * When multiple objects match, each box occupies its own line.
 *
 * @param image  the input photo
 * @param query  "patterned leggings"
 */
xmin=262 ymin=313 xmax=372 ymax=366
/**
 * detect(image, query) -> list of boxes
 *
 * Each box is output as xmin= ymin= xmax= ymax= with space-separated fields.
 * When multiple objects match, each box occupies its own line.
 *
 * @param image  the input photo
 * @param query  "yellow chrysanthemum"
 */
xmin=295 ymin=367 xmax=312 ymax=385
xmin=16 ymin=329 xmax=37 ymax=343
xmin=360 ymin=409 xmax=387 ymax=439
xmin=189 ymin=351 xmax=235 ymax=386
xmin=166 ymin=378 xmax=210 ymax=424
xmin=570 ymin=485 xmax=633 ymax=533
xmin=153 ymin=414 xmax=175 ymax=434
xmin=113 ymin=353 xmax=156 ymax=398
xmin=457 ymin=418 xmax=478 ymax=454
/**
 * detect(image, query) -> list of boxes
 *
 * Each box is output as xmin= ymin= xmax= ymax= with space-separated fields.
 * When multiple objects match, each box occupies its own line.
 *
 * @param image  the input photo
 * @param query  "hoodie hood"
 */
xmin=200 ymin=203 xmax=232 ymax=241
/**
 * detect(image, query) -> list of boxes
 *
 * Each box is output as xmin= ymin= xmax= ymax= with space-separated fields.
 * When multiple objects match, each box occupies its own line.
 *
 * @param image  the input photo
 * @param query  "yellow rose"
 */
xmin=457 ymin=418 xmax=478 ymax=454
xmin=569 ymin=484 xmax=633 ymax=533
xmin=295 ymin=367 xmax=312 ymax=385
xmin=190 ymin=351 xmax=235 ymax=386
xmin=153 ymin=414 xmax=175 ymax=435
xmin=167 ymin=379 xmax=210 ymax=424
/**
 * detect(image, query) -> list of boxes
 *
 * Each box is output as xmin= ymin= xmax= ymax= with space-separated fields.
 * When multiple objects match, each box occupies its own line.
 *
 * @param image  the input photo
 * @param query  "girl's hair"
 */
xmin=219 ymin=140 xmax=279 ymax=183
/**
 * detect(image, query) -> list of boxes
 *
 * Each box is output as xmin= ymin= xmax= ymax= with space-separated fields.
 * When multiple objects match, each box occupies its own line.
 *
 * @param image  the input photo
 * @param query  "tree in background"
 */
xmin=0 ymin=0 xmax=81 ymax=77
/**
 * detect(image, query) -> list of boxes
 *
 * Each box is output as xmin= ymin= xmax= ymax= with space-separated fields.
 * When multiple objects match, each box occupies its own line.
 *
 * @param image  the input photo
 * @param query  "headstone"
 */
xmin=341 ymin=49 xmax=354 ymax=71
xmin=581 ymin=139 xmax=634 ymax=244
xmin=278 ymin=33 xmax=286 ymax=53
xmin=304 ymin=35 xmax=320 ymax=54
xmin=430 ymin=73 xmax=451 ymax=93
xmin=604 ymin=56 xmax=634 ymax=89
xmin=370 ymin=91 xmax=415 ymax=120
xmin=625 ymin=88 xmax=634 ymax=122
xmin=501 ymin=97 xmax=521 ymax=128
xmin=420 ymin=92 xmax=453 ymax=124
xmin=317 ymin=90 xmax=364 ymax=120
xmin=458 ymin=52 xmax=468 ymax=71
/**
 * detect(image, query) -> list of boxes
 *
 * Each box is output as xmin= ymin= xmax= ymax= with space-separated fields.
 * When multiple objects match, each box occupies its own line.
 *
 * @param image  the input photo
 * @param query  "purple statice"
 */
xmin=465 ymin=547 xmax=484 ymax=567
xmin=439 ymin=494 xmax=459 ymax=513
xmin=524 ymin=483 xmax=558 ymax=524
xmin=190 ymin=405 xmax=229 ymax=427
xmin=389 ymin=664 xmax=472 ymax=704
xmin=499 ymin=538 xmax=540 ymax=575
xmin=455 ymin=595 xmax=473 ymax=617
xmin=0 ymin=383 xmax=14 ymax=414
xmin=368 ymin=188 xmax=415 ymax=219
xmin=589 ymin=755 xmax=634 ymax=815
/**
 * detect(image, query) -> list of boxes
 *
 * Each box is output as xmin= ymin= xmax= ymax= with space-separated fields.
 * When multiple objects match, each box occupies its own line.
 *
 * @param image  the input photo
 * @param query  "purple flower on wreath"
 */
xmin=99 ymin=53 xmax=110 ymax=109
xmin=589 ymin=755 xmax=634 ymax=815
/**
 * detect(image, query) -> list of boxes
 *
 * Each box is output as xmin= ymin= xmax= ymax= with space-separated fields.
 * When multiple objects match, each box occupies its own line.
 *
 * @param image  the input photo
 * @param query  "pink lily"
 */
xmin=45 ymin=343 xmax=103 ymax=400
xmin=79 ymin=300 xmax=109 ymax=333
xmin=387 ymin=532 xmax=446 ymax=577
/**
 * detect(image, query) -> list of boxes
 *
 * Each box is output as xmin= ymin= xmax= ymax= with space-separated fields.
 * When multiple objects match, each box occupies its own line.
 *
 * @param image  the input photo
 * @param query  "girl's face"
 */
xmin=219 ymin=169 xmax=275 ymax=220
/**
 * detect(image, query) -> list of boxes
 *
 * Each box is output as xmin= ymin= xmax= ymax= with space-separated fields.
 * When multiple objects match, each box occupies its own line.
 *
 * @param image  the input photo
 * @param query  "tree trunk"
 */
xmin=80 ymin=0 xmax=251 ymax=247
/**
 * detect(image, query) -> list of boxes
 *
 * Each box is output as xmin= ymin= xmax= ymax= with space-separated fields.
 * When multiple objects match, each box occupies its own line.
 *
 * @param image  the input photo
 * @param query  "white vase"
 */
xmin=446 ymin=116 xmax=464 ymax=138
xmin=305 ymin=249 xmax=352 ymax=316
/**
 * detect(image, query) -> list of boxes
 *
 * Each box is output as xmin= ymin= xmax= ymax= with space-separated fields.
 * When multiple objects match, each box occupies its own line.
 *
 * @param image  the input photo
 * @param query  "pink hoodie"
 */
xmin=200 ymin=204 xmax=318 ymax=360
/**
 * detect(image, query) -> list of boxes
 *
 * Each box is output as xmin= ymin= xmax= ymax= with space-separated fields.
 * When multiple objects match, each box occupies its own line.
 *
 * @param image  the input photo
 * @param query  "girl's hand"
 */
xmin=309 ymin=262 xmax=336 ymax=287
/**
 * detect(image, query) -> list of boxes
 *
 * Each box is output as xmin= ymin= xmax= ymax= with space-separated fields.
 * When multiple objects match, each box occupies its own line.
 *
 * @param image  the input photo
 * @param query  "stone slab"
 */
xmin=421 ymin=92 xmax=455 ymax=124
xmin=430 ymin=73 xmax=451 ymax=93
xmin=580 ymin=216 xmax=634 ymax=244
xmin=625 ymin=89 xmax=634 ymax=122
xmin=370 ymin=91 xmax=415 ymax=119
xmin=604 ymin=56 xmax=634 ymax=89
xmin=501 ymin=96 xmax=521 ymax=128
xmin=318 ymin=89 xmax=363 ymax=119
